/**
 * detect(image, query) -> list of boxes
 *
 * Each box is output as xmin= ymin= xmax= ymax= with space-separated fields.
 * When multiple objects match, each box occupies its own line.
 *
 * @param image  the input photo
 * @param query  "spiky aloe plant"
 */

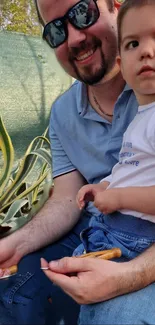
xmin=0 ymin=116 xmax=52 ymax=237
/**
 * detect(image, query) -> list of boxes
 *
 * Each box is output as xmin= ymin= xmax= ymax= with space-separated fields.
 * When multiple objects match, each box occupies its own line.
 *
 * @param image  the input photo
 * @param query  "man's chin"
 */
xmin=78 ymin=71 xmax=107 ymax=85
xmin=72 ymin=60 xmax=107 ymax=85
xmin=77 ymin=64 xmax=121 ymax=85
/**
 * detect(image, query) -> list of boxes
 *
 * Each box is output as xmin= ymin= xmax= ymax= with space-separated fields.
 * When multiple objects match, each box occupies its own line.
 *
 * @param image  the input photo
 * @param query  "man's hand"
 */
xmin=0 ymin=233 xmax=22 ymax=277
xmin=94 ymin=188 xmax=122 ymax=214
xmin=76 ymin=183 xmax=107 ymax=210
xmin=0 ymin=170 xmax=86 ymax=278
xmin=41 ymin=244 xmax=155 ymax=304
xmin=41 ymin=256 xmax=131 ymax=304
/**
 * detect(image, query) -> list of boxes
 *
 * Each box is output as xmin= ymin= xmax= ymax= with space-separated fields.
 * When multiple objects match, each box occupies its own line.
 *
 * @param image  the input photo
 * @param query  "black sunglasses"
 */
xmin=43 ymin=0 xmax=100 ymax=49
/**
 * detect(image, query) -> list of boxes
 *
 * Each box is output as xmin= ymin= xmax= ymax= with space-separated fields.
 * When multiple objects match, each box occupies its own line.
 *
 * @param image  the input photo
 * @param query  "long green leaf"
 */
xmin=0 ymin=214 xmax=32 ymax=237
xmin=0 ymin=213 xmax=5 ymax=225
xmin=0 ymin=181 xmax=52 ymax=238
xmin=32 ymin=162 xmax=48 ymax=203
xmin=1 ymin=199 xmax=28 ymax=223
xmin=0 ymin=137 xmax=50 ymax=205
xmin=0 ymin=168 xmax=51 ymax=212
xmin=0 ymin=117 xmax=14 ymax=196
xmin=28 ymin=148 xmax=52 ymax=167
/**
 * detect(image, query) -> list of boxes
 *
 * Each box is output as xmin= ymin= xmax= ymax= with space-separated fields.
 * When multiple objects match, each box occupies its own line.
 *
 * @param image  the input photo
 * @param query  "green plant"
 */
xmin=0 ymin=116 xmax=52 ymax=237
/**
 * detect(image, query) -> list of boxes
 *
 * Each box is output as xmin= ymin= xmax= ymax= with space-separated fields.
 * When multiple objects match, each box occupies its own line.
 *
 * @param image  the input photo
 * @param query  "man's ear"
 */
xmin=116 ymin=55 xmax=121 ymax=69
xmin=116 ymin=55 xmax=124 ymax=77
xmin=114 ymin=0 xmax=123 ymax=10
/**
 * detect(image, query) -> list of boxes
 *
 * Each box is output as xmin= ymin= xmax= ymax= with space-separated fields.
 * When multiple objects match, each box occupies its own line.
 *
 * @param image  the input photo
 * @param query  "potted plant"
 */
xmin=0 ymin=116 xmax=52 ymax=237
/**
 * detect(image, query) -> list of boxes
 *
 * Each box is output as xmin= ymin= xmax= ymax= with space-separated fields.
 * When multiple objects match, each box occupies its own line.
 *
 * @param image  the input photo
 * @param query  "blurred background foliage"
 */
xmin=0 ymin=0 xmax=40 ymax=35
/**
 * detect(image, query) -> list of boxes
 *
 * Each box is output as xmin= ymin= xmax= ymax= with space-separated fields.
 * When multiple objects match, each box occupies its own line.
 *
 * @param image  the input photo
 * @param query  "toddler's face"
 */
xmin=119 ymin=5 xmax=155 ymax=103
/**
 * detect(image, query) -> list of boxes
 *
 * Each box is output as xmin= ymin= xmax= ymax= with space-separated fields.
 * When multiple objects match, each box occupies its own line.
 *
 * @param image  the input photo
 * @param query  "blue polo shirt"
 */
xmin=49 ymin=80 xmax=138 ymax=215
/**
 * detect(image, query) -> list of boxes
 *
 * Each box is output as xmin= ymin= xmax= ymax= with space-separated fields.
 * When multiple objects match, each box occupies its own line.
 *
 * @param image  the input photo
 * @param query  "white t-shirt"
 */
xmin=101 ymin=101 xmax=155 ymax=223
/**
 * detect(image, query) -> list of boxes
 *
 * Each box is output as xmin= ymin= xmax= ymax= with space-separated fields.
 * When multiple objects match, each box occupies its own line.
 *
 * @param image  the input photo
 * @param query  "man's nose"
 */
xmin=67 ymin=22 xmax=86 ymax=48
xmin=140 ymin=42 xmax=155 ymax=60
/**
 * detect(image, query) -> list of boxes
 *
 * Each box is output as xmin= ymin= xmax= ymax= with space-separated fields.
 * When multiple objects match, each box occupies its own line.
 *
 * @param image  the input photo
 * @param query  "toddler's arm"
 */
xmin=93 ymin=186 xmax=155 ymax=215
xmin=116 ymin=186 xmax=155 ymax=215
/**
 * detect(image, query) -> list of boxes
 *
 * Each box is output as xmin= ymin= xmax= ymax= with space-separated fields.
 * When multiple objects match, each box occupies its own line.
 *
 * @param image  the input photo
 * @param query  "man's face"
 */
xmin=120 ymin=5 xmax=155 ymax=100
xmin=38 ymin=0 xmax=118 ymax=85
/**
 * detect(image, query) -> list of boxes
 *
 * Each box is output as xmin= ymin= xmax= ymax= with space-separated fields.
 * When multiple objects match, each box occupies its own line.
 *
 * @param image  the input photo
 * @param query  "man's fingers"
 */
xmin=48 ymin=256 xmax=90 ymax=274
xmin=41 ymin=257 xmax=83 ymax=299
xmin=43 ymin=268 xmax=79 ymax=293
xmin=0 ymin=268 xmax=10 ymax=278
xmin=40 ymin=258 xmax=49 ymax=270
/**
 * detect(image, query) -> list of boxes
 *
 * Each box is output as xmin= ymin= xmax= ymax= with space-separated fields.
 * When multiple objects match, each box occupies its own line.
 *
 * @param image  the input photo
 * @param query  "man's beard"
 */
xmin=68 ymin=37 xmax=109 ymax=85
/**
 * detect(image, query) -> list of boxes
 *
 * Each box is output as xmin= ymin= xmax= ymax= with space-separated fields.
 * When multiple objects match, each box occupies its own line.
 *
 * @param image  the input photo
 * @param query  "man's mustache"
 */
xmin=69 ymin=37 xmax=102 ymax=61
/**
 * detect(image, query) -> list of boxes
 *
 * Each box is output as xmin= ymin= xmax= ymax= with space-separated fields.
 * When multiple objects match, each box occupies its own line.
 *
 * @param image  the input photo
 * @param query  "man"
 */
xmin=0 ymin=0 xmax=155 ymax=324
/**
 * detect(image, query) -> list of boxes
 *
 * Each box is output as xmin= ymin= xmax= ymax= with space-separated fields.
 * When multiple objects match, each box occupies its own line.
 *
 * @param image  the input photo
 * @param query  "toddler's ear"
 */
xmin=116 ymin=55 xmax=121 ymax=69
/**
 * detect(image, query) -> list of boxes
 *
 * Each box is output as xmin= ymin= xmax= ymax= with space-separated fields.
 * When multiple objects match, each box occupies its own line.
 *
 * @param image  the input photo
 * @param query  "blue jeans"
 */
xmin=77 ymin=212 xmax=155 ymax=325
xmin=0 ymin=211 xmax=90 ymax=325
xmin=80 ymin=283 xmax=155 ymax=325
xmin=1 ymin=211 xmax=155 ymax=325
xmin=74 ymin=212 xmax=155 ymax=258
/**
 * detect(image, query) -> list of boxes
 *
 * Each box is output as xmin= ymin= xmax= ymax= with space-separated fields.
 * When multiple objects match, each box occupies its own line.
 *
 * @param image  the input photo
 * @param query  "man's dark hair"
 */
xmin=117 ymin=0 xmax=155 ymax=51
xmin=34 ymin=0 xmax=115 ymax=27
xmin=106 ymin=0 xmax=115 ymax=12
xmin=34 ymin=0 xmax=45 ymax=26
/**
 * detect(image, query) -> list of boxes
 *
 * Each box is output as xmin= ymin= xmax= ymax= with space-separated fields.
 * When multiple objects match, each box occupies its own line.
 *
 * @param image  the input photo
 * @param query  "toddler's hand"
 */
xmin=94 ymin=188 xmax=121 ymax=214
xmin=76 ymin=184 xmax=103 ymax=210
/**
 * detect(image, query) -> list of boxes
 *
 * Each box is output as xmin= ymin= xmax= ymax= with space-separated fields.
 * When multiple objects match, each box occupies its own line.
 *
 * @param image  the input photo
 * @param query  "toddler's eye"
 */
xmin=126 ymin=40 xmax=139 ymax=49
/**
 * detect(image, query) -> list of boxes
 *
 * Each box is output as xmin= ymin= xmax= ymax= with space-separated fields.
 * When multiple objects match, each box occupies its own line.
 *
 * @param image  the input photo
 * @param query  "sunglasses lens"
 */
xmin=69 ymin=0 xmax=99 ymax=29
xmin=43 ymin=20 xmax=66 ymax=48
xmin=43 ymin=0 xmax=99 ymax=48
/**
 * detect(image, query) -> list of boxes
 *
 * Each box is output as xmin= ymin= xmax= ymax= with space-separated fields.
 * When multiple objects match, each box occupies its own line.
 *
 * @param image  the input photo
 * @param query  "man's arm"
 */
xmin=41 ymin=243 xmax=155 ymax=304
xmin=0 ymin=170 xmax=85 ymax=269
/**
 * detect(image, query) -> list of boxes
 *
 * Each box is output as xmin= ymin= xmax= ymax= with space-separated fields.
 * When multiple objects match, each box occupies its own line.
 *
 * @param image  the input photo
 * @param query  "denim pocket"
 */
xmin=0 ymin=270 xmax=52 ymax=325
xmin=79 ymin=226 xmax=113 ymax=253
xmin=1 ymin=272 xmax=38 ymax=305
xmin=134 ymin=237 xmax=155 ymax=253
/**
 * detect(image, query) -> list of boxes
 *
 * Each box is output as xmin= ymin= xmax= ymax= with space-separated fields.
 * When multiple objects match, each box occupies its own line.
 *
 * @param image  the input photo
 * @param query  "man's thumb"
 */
xmin=48 ymin=256 xmax=89 ymax=274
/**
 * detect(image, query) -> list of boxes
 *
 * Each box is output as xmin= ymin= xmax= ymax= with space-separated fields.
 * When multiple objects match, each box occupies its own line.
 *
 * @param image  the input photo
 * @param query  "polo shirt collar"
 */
xmin=123 ymin=84 xmax=131 ymax=92
xmin=77 ymin=81 xmax=132 ymax=117
xmin=77 ymin=81 xmax=88 ymax=116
